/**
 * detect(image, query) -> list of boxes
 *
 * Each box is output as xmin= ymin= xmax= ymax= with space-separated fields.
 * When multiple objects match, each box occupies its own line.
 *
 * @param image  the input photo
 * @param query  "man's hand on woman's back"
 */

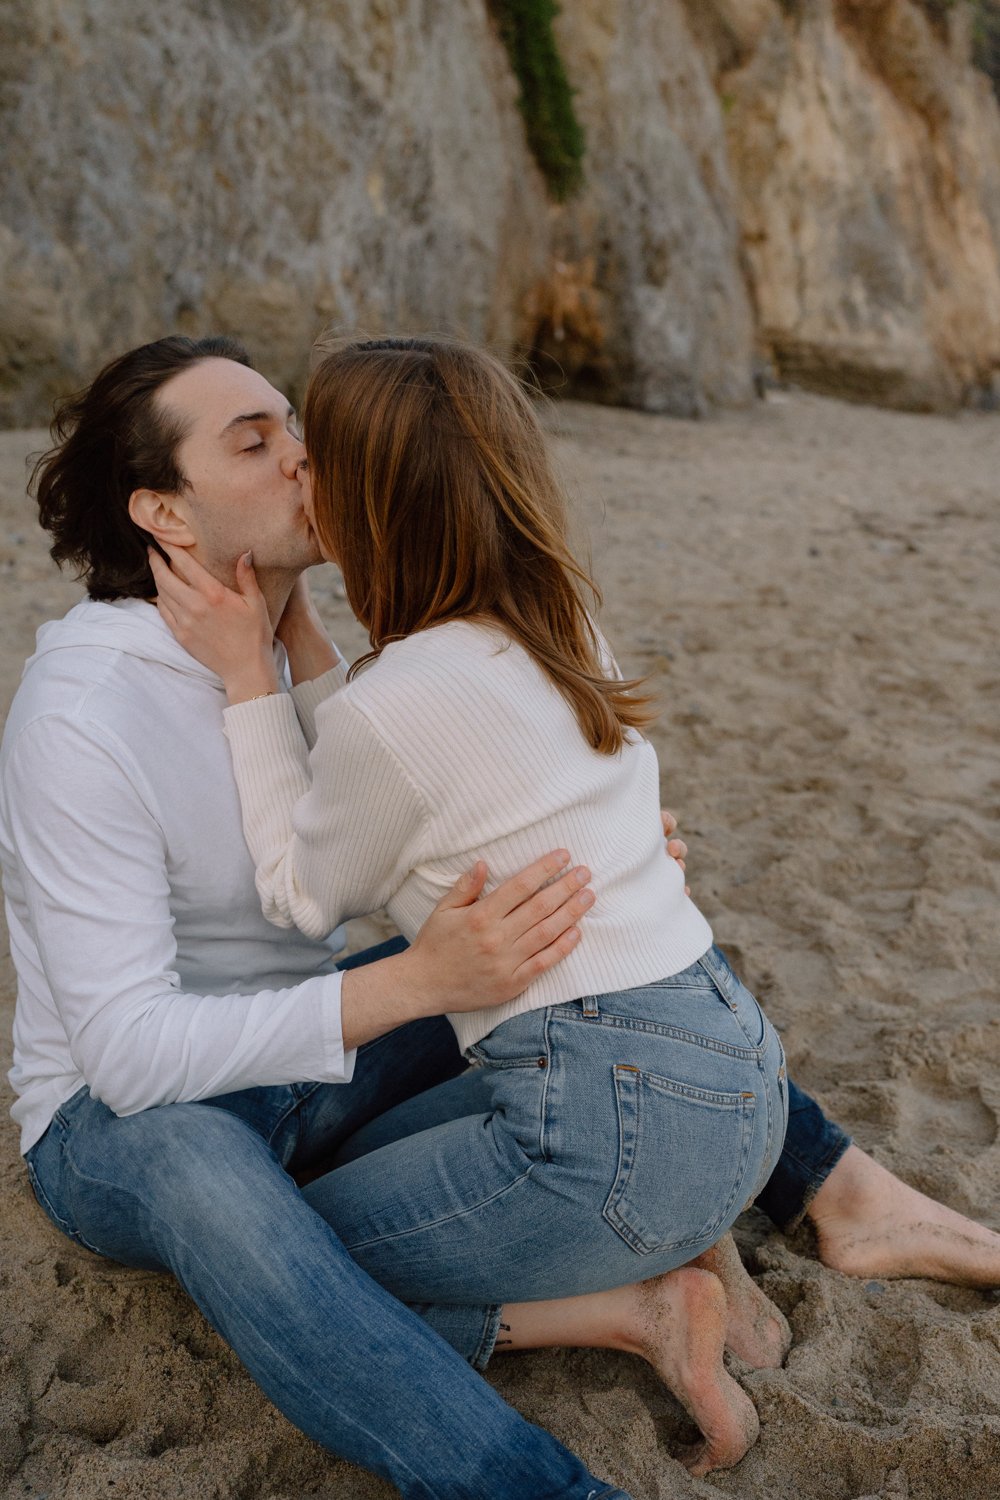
xmin=339 ymin=852 xmax=594 ymax=1050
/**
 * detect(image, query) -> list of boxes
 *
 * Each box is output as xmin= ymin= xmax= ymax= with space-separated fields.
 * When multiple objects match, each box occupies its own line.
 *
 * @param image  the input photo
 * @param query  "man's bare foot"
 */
xmin=689 ymin=1234 xmax=791 ymax=1368
xmin=624 ymin=1268 xmax=760 ymax=1477
xmin=808 ymin=1145 xmax=1000 ymax=1286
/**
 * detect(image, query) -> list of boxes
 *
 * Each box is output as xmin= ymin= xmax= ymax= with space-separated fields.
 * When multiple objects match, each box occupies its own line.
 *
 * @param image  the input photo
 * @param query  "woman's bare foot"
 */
xmin=499 ymin=1268 xmax=760 ymax=1476
xmin=689 ymin=1234 xmax=791 ymax=1368
xmin=628 ymin=1268 xmax=760 ymax=1477
xmin=808 ymin=1145 xmax=1000 ymax=1286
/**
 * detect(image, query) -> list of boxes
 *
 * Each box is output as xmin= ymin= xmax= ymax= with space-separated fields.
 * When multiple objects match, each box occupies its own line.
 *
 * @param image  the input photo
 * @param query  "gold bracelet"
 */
xmin=248 ymin=691 xmax=277 ymax=701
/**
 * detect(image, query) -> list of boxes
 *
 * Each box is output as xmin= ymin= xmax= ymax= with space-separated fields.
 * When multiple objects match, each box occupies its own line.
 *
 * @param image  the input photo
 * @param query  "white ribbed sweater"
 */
xmin=224 ymin=620 xmax=713 ymax=1053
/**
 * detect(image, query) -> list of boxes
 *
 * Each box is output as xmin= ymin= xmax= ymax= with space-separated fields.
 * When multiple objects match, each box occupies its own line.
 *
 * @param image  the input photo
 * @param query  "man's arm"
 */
xmin=6 ymin=715 xmax=354 ymax=1114
xmin=340 ymin=851 xmax=592 ymax=1050
xmin=6 ymin=716 xmax=591 ymax=1115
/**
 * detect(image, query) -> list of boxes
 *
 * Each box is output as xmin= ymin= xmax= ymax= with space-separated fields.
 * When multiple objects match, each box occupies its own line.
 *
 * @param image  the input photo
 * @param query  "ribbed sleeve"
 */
xmin=289 ymin=662 xmax=348 ymax=749
xmin=224 ymin=692 xmax=430 ymax=941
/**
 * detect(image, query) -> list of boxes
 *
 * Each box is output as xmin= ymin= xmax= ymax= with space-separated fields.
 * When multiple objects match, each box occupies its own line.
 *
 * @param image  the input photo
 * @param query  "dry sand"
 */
xmin=0 ymin=392 xmax=998 ymax=1500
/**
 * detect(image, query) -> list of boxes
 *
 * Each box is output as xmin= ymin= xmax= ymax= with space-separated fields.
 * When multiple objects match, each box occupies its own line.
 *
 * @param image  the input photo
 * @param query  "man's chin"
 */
xmin=278 ymin=534 xmax=325 ymax=572
xmin=302 ymin=534 xmax=325 ymax=568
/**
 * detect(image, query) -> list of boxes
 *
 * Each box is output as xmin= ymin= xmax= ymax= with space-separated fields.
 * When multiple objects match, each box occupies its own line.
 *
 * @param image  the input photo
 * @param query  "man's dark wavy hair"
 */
xmin=31 ymin=335 xmax=254 ymax=601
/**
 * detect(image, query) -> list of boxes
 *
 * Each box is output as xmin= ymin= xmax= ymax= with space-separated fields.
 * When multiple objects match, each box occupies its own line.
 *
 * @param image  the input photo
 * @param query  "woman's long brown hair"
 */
xmin=303 ymin=334 xmax=656 ymax=754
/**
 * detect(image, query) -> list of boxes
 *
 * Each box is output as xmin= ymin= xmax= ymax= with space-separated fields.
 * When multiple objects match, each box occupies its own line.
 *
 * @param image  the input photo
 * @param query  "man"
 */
xmin=3 ymin=336 xmax=997 ymax=1495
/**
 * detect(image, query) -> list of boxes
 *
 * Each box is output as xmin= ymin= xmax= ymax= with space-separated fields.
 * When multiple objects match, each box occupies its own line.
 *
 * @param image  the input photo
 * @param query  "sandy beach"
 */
xmin=1 ymin=390 xmax=998 ymax=1499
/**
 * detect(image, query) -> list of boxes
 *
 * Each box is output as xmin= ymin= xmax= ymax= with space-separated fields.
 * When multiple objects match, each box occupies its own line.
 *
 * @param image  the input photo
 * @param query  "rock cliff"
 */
xmin=2 ymin=0 xmax=999 ymax=423
xmin=689 ymin=0 xmax=1000 ymax=409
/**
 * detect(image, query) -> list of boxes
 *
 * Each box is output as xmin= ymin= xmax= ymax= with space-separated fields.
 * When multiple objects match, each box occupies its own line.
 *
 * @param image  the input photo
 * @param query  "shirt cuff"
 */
xmin=223 ymin=689 xmax=309 ymax=767
xmin=319 ymin=969 xmax=356 ymax=1084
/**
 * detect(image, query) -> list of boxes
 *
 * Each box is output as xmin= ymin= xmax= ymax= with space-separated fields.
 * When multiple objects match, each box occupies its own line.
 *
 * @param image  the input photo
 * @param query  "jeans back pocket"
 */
xmin=603 ymin=1064 xmax=757 ymax=1256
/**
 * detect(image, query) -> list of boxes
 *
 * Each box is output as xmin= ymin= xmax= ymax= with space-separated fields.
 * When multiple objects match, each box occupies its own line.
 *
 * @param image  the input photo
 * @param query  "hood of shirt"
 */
xmin=24 ymin=597 xmax=287 ymax=688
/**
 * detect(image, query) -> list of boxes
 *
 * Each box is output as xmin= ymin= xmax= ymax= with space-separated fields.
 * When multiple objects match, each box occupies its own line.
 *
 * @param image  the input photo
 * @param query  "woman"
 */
xmin=151 ymin=334 xmax=788 ymax=1476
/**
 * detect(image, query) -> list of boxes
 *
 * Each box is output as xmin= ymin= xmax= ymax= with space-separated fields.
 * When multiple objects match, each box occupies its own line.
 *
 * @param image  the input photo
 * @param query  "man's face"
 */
xmin=156 ymin=358 xmax=322 ymax=580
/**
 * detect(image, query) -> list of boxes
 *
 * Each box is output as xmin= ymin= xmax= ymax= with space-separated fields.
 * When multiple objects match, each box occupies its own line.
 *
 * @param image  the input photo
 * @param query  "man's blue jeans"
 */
xmin=754 ymin=1076 xmax=851 ymax=1228
xmin=23 ymin=937 xmax=847 ymax=1495
xmin=24 ymin=1009 xmax=631 ymax=1500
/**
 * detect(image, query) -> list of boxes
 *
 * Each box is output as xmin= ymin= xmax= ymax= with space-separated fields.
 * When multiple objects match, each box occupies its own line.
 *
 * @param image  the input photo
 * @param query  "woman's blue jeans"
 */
xmin=307 ymin=945 xmax=787 ymax=1362
xmin=24 ymin=1006 xmax=630 ymax=1500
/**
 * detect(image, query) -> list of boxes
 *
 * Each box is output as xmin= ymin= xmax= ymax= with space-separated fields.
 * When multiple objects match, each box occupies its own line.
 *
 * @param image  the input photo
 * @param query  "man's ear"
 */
xmin=128 ymin=489 xmax=197 ymax=549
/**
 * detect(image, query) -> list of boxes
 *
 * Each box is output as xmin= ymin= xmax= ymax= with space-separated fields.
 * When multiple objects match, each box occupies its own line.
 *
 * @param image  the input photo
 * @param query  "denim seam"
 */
xmin=539 ymin=1009 xmax=554 ymax=1161
xmin=721 ymin=1101 xmax=758 ymax=1239
xmin=780 ymin=1139 xmax=846 ymax=1181
xmin=636 ymin=1072 xmax=761 ymax=1109
xmin=603 ymin=1065 xmax=631 ymax=1241
xmin=464 ymin=1054 xmax=541 ymax=1072
xmin=343 ymin=1161 xmax=538 ymax=1253
xmin=24 ymin=1154 xmax=80 ymax=1240
xmin=265 ymin=1093 xmax=308 ymax=1147
xmin=646 ymin=976 xmax=717 ymax=989
xmin=470 ymin=1302 xmax=504 ymax=1372
xmin=730 ymin=1001 xmax=767 ymax=1052
xmin=550 ymin=1010 xmax=761 ymax=1061
xmin=50 ymin=1084 xmax=91 ymax=1133
xmin=697 ymin=949 xmax=735 ymax=999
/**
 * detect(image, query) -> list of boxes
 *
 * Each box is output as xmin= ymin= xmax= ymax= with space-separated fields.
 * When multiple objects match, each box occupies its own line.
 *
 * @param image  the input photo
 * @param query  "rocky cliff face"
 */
xmin=0 ymin=0 xmax=555 ymax=424
xmin=2 ymin=0 xmax=999 ymax=424
xmin=689 ymin=0 xmax=1000 ymax=409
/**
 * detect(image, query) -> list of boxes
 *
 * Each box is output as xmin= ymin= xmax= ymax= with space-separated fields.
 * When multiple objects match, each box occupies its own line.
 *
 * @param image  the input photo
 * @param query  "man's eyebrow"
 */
xmin=220 ymin=404 xmax=297 ymax=437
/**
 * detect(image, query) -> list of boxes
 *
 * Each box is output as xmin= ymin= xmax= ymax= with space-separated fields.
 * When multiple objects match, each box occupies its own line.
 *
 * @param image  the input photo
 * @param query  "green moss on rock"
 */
xmin=490 ymin=0 xmax=585 ymax=201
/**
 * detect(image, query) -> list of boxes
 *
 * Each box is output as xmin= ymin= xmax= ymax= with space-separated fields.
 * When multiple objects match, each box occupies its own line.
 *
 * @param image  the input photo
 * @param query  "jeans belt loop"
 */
xmin=581 ymin=995 xmax=599 ymax=1018
xmin=701 ymin=948 xmax=738 ymax=1008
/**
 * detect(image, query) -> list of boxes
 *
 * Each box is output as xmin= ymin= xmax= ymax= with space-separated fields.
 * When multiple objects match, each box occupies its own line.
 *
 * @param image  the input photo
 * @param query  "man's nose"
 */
xmin=280 ymin=434 xmax=307 ymax=479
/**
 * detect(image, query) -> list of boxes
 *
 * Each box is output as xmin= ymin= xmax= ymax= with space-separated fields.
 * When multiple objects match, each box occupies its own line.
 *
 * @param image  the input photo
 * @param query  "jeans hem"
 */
xmin=470 ymin=1302 xmax=503 ymax=1371
xmin=778 ymin=1132 xmax=852 ymax=1232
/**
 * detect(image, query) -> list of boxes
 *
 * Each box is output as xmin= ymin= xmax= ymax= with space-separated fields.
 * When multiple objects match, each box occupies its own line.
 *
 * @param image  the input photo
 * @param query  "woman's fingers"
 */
xmin=148 ymin=546 xmax=235 ymax=613
xmin=155 ymin=597 xmax=178 ymax=632
xmin=148 ymin=548 xmax=247 ymax=626
xmin=235 ymin=550 xmax=263 ymax=600
xmin=661 ymin=808 xmax=678 ymax=838
xmin=156 ymin=541 xmax=221 ymax=590
xmin=148 ymin=550 xmax=195 ymax=611
xmin=148 ymin=547 xmax=199 ymax=601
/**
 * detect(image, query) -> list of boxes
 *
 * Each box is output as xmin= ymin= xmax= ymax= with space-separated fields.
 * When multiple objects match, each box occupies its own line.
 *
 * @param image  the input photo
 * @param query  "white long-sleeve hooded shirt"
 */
xmin=1 ymin=597 xmax=353 ymax=1156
